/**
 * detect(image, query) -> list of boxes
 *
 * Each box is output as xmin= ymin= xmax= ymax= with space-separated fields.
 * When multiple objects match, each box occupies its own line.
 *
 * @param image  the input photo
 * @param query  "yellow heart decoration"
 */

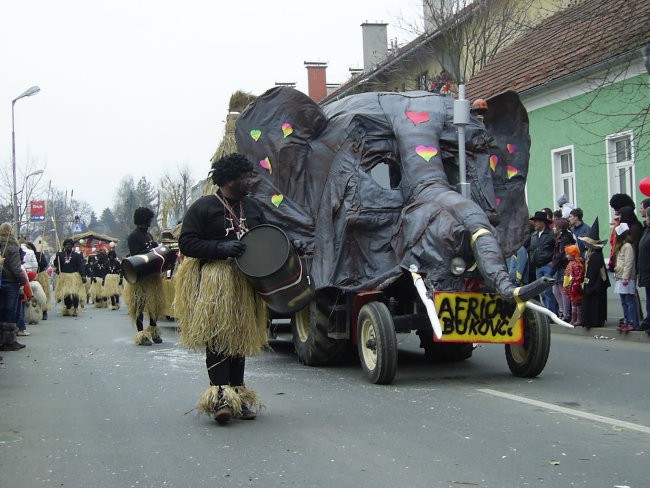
xmin=271 ymin=194 xmax=284 ymax=207
xmin=250 ymin=129 xmax=261 ymax=141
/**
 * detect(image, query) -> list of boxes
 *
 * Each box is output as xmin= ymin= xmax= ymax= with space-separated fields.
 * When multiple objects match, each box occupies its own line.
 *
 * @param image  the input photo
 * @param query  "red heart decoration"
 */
xmin=406 ymin=111 xmax=430 ymax=125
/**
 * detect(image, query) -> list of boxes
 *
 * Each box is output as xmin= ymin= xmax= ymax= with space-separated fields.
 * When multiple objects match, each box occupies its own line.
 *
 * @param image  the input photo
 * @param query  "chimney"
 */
xmin=304 ymin=61 xmax=328 ymax=102
xmin=361 ymin=22 xmax=388 ymax=71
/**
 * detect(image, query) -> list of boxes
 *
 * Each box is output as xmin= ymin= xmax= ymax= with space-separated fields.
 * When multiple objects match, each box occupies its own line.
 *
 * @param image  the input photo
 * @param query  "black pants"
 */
xmin=110 ymin=295 xmax=120 ymax=306
xmin=135 ymin=306 xmax=156 ymax=332
xmin=206 ymin=347 xmax=245 ymax=386
xmin=64 ymin=295 xmax=79 ymax=309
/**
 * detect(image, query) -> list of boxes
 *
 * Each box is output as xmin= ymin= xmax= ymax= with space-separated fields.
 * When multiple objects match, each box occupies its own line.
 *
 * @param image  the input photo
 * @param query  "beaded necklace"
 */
xmin=215 ymin=192 xmax=248 ymax=239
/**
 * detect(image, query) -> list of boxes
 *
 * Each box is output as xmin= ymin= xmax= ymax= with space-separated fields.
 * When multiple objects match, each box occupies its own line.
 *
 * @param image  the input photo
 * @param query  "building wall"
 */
xmin=525 ymin=72 xmax=650 ymax=247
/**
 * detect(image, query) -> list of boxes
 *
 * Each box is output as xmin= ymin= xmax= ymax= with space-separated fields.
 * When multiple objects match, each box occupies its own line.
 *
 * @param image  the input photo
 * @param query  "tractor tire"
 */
xmin=505 ymin=300 xmax=551 ymax=377
xmin=291 ymin=291 xmax=348 ymax=366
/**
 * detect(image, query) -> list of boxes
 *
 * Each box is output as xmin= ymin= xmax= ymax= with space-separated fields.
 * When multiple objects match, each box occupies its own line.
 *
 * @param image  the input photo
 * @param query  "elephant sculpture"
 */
xmin=233 ymin=86 xmax=551 ymax=303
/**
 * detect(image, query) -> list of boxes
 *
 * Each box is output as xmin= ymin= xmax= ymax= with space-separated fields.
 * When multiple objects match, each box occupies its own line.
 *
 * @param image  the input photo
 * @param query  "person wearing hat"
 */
xmin=579 ymin=217 xmax=611 ymax=328
xmin=528 ymin=211 xmax=558 ymax=314
xmin=0 ymin=222 xmax=29 ymax=351
xmin=556 ymin=194 xmax=575 ymax=219
xmin=54 ymin=238 xmax=87 ymax=317
xmin=637 ymin=199 xmax=650 ymax=332
xmin=613 ymin=222 xmax=639 ymax=331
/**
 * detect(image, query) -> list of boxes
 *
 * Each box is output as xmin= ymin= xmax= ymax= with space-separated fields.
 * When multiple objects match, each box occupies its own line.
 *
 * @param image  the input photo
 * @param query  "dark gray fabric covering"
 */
xmin=234 ymin=87 xmax=530 ymax=293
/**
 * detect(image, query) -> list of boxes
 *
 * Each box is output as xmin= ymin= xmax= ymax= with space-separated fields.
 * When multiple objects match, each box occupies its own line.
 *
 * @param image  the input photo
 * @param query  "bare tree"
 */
xmin=0 ymin=157 xmax=47 ymax=235
xmin=158 ymin=165 xmax=193 ymax=229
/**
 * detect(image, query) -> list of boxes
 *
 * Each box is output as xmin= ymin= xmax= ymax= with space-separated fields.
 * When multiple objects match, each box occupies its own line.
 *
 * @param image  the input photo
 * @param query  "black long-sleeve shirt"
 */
xmin=127 ymin=227 xmax=157 ymax=256
xmin=179 ymin=194 xmax=266 ymax=260
xmin=55 ymin=250 xmax=85 ymax=276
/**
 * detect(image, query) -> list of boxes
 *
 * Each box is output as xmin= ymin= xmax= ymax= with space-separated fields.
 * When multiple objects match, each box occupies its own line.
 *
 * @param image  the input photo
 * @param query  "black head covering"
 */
xmin=578 ymin=217 xmax=606 ymax=248
xmin=133 ymin=207 xmax=155 ymax=226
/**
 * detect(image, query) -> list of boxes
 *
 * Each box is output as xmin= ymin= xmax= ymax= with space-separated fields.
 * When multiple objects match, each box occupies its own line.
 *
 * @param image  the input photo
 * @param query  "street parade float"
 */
xmin=230 ymin=86 xmax=568 ymax=384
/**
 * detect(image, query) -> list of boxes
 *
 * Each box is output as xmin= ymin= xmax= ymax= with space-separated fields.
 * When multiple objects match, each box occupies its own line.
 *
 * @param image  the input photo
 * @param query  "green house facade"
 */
xmin=525 ymin=68 xmax=650 ymax=242
xmin=467 ymin=0 xmax=650 ymax=254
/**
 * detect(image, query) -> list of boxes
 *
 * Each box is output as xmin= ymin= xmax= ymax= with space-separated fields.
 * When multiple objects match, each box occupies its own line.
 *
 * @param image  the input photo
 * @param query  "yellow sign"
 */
xmin=433 ymin=292 xmax=523 ymax=344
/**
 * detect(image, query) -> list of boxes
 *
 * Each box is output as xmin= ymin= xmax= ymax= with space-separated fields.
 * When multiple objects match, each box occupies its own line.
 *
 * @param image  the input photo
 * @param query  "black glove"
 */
xmin=82 ymin=276 xmax=87 ymax=284
xmin=291 ymin=239 xmax=307 ymax=256
xmin=102 ymin=278 xmax=106 ymax=286
xmin=118 ymin=278 xmax=123 ymax=286
xmin=215 ymin=240 xmax=246 ymax=258
xmin=91 ymin=277 xmax=96 ymax=284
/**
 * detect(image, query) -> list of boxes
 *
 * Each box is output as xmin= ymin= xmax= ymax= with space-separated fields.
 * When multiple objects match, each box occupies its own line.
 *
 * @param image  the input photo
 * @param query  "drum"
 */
xmin=121 ymin=245 xmax=177 ymax=285
xmin=236 ymin=225 xmax=314 ymax=314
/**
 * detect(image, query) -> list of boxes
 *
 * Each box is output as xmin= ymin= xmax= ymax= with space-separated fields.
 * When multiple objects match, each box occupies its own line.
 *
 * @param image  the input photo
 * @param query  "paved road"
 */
xmin=1 ymin=301 xmax=648 ymax=488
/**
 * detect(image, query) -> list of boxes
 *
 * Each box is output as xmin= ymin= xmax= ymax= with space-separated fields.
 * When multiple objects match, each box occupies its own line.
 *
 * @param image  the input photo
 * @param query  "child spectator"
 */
xmin=613 ymin=223 xmax=639 ymax=332
xmin=563 ymin=245 xmax=584 ymax=326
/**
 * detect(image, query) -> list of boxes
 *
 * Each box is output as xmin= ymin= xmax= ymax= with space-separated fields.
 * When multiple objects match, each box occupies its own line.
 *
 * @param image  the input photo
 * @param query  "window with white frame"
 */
xmin=552 ymin=146 xmax=576 ymax=206
xmin=607 ymin=131 xmax=635 ymax=198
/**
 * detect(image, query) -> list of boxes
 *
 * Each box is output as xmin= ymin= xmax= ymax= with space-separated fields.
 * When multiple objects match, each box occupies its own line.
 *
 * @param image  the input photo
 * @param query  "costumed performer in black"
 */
xmin=54 ymin=239 xmax=87 ymax=317
xmin=104 ymin=249 xmax=123 ymax=310
xmin=579 ymin=217 xmax=611 ymax=328
xmin=177 ymin=153 xmax=268 ymax=425
xmin=90 ymin=252 xmax=108 ymax=308
xmin=125 ymin=207 xmax=165 ymax=346
xmin=25 ymin=241 xmax=50 ymax=320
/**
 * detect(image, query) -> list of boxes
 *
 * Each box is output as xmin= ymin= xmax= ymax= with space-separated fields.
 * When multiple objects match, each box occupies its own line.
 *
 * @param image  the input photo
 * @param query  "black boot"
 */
xmin=42 ymin=310 xmax=48 ymax=321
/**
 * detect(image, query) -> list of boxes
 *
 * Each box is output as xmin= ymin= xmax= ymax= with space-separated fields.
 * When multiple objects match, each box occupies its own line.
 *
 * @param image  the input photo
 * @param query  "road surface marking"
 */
xmin=477 ymin=388 xmax=650 ymax=435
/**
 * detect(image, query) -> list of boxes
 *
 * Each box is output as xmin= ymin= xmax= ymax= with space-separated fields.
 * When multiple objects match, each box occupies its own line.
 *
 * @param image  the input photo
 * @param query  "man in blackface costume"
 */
xmin=54 ymin=239 xmax=87 ymax=317
xmin=125 ymin=207 xmax=165 ymax=346
xmin=177 ymin=153 xmax=268 ymax=425
xmin=104 ymin=249 xmax=123 ymax=310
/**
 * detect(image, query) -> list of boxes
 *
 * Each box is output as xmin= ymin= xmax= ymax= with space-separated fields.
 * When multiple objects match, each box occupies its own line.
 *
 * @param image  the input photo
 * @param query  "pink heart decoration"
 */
xmin=415 ymin=145 xmax=438 ymax=162
xmin=406 ymin=111 xmax=430 ymax=125
xmin=259 ymin=157 xmax=272 ymax=173
xmin=506 ymin=166 xmax=519 ymax=179
xmin=507 ymin=144 xmax=516 ymax=154
xmin=495 ymin=198 xmax=501 ymax=206
xmin=281 ymin=123 xmax=293 ymax=138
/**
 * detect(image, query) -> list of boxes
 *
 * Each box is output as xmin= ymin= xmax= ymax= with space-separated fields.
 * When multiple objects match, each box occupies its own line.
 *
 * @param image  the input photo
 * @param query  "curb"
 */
xmin=551 ymin=323 xmax=650 ymax=343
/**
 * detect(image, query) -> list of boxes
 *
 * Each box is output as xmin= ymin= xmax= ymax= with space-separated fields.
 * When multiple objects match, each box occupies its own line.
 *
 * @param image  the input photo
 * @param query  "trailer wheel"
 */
xmin=357 ymin=301 xmax=398 ymax=384
xmin=505 ymin=301 xmax=551 ymax=377
xmin=291 ymin=291 xmax=348 ymax=366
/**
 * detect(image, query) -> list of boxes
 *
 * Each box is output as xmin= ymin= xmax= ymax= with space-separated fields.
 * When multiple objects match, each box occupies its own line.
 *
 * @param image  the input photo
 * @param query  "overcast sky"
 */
xmin=1 ymin=1 xmax=421 ymax=215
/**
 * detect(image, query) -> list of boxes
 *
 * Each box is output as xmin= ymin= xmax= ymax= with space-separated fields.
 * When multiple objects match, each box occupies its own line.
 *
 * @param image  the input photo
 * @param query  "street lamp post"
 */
xmin=12 ymin=85 xmax=41 ymax=238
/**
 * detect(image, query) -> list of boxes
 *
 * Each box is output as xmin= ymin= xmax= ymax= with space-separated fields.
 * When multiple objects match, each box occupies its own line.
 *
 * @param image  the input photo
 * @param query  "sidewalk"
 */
xmin=550 ymin=279 xmax=650 ymax=343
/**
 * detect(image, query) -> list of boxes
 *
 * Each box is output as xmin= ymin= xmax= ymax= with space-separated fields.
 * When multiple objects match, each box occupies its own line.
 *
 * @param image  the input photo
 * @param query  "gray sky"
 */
xmin=1 ymin=1 xmax=420 ymax=215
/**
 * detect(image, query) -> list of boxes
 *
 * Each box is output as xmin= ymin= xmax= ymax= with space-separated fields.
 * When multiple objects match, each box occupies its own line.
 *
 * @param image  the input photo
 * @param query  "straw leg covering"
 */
xmin=36 ymin=271 xmax=51 ymax=309
xmin=175 ymin=258 xmax=268 ymax=356
xmin=103 ymin=274 xmax=122 ymax=297
xmin=197 ymin=385 xmax=242 ymax=417
xmin=54 ymin=273 xmax=84 ymax=302
xmin=124 ymin=274 xmax=166 ymax=323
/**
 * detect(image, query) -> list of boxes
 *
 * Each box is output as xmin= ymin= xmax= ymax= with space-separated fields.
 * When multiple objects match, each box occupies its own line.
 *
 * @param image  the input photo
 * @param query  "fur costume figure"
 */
xmin=36 ymin=271 xmax=51 ymax=309
xmin=25 ymin=280 xmax=47 ymax=325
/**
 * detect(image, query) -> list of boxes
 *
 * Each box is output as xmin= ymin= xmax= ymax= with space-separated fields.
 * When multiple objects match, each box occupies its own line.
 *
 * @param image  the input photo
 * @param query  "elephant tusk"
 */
xmin=524 ymin=301 xmax=574 ymax=329
xmin=409 ymin=265 xmax=443 ymax=340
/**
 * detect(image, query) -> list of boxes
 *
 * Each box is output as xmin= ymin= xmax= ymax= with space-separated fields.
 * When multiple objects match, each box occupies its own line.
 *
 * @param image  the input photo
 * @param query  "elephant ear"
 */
xmin=484 ymin=91 xmax=531 ymax=256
